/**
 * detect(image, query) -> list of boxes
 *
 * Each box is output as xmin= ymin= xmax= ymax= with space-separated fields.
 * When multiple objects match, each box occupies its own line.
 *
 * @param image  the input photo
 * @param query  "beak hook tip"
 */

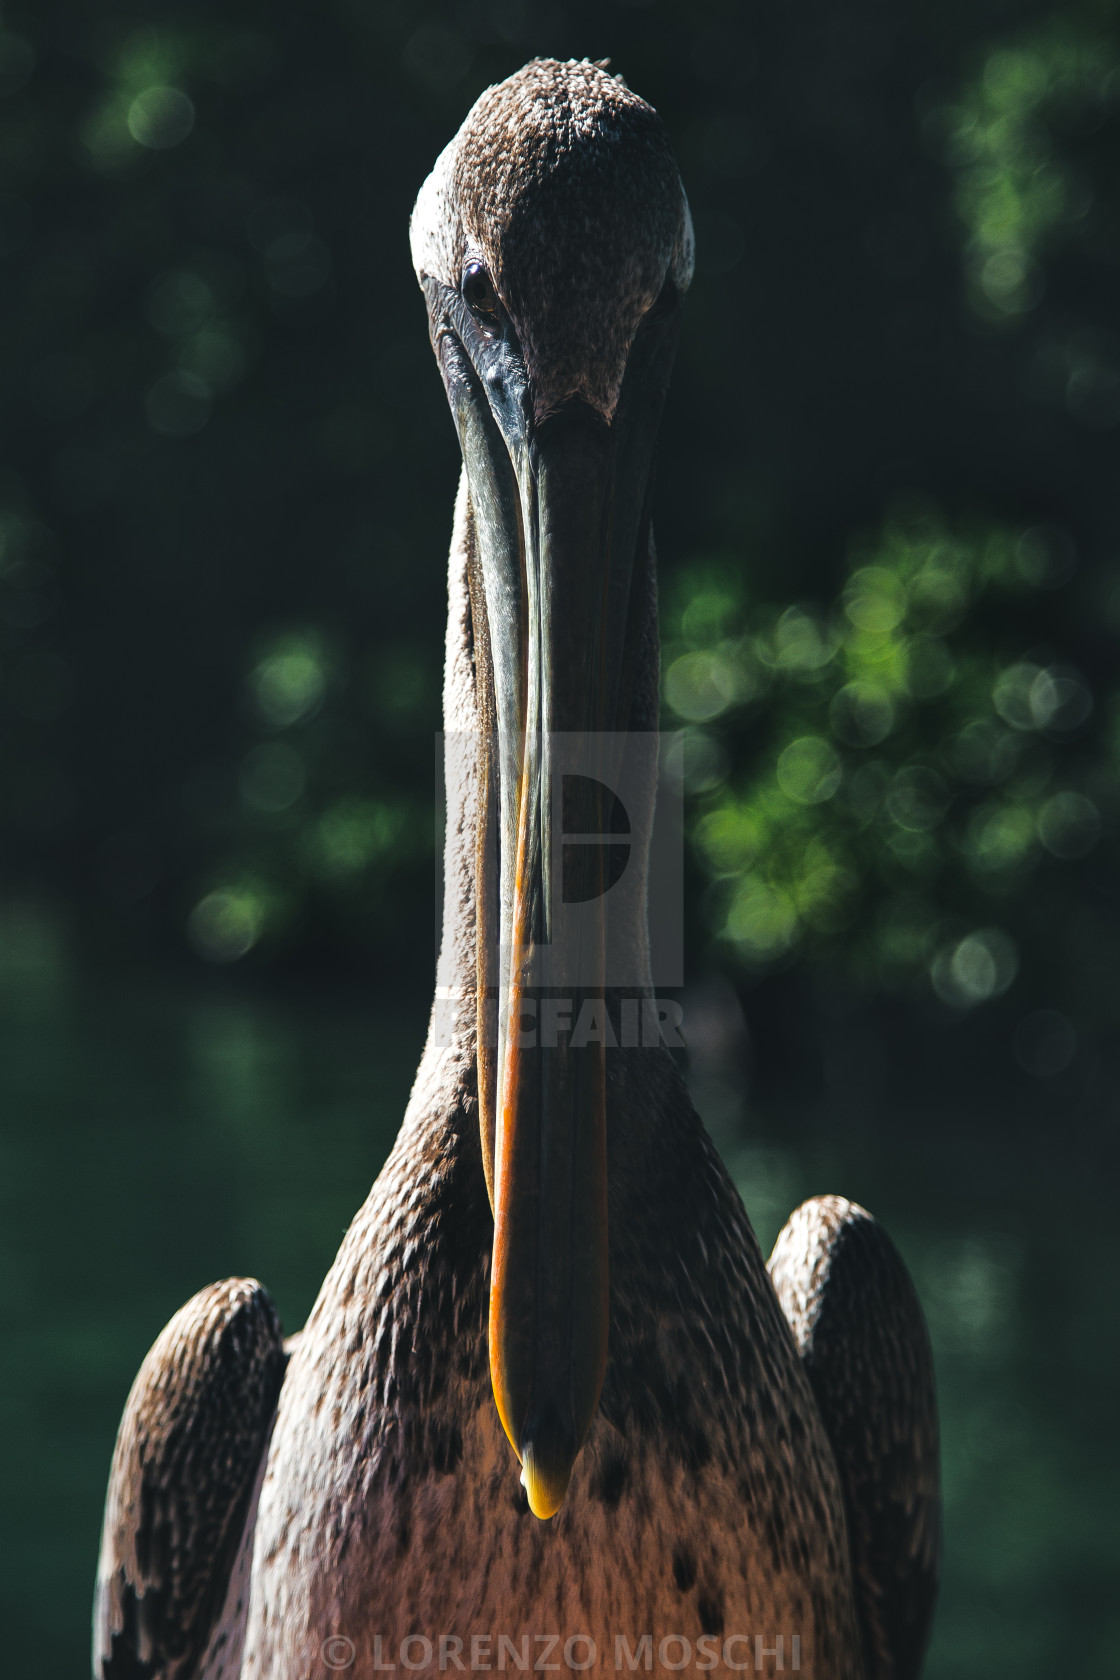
xmin=520 ymin=1441 xmax=572 ymax=1520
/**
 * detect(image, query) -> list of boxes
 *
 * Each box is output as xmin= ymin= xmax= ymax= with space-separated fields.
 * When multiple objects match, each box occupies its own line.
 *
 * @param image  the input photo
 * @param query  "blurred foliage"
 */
xmin=663 ymin=499 xmax=1120 ymax=1014
xmin=928 ymin=25 xmax=1116 ymax=320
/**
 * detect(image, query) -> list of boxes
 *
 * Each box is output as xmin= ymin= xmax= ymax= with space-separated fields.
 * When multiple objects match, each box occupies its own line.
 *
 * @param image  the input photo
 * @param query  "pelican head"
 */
xmin=411 ymin=58 xmax=693 ymax=1520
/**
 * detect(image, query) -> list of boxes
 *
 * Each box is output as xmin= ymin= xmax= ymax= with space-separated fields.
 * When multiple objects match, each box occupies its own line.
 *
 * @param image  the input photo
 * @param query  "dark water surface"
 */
xmin=0 ymin=919 xmax=1115 ymax=1676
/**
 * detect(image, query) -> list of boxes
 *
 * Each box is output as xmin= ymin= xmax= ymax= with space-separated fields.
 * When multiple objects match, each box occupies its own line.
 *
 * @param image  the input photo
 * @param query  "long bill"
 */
xmin=425 ymin=276 xmax=680 ymax=1518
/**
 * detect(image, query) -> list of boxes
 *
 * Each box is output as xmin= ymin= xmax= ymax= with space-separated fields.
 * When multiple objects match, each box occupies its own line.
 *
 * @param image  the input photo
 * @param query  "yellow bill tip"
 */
xmin=520 ymin=1441 xmax=572 ymax=1520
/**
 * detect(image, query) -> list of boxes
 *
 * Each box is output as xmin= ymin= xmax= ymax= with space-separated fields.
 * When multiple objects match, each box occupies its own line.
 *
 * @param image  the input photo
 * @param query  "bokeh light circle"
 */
xmin=128 ymin=86 xmax=196 ymax=150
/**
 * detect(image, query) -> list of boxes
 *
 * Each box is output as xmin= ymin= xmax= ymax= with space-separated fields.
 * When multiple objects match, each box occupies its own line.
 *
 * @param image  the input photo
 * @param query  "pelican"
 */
xmin=94 ymin=59 xmax=939 ymax=1680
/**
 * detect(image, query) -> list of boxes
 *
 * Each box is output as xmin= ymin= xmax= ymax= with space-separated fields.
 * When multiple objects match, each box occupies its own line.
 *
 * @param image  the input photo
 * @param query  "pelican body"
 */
xmin=94 ymin=60 xmax=940 ymax=1680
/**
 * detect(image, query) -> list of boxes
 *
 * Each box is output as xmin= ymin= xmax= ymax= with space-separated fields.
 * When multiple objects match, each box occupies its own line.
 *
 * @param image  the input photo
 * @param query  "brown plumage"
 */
xmin=94 ymin=60 xmax=940 ymax=1680
xmin=770 ymin=1200 xmax=941 ymax=1680
xmin=436 ymin=58 xmax=691 ymax=420
xmin=93 ymin=1280 xmax=285 ymax=1679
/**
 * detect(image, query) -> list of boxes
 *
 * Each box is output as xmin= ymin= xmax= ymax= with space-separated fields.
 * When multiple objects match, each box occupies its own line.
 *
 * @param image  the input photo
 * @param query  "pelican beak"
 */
xmin=424 ymin=274 xmax=679 ymax=1517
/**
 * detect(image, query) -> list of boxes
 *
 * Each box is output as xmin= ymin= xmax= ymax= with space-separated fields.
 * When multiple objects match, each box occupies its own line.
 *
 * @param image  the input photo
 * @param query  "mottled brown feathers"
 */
xmin=94 ymin=1278 xmax=286 ymax=1680
xmin=242 ymin=1006 xmax=867 ymax=1675
xmin=769 ymin=1197 xmax=941 ymax=1680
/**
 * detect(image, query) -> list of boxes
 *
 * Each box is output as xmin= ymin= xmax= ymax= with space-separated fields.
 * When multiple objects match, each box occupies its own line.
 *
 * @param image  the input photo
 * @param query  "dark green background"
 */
xmin=0 ymin=1 xmax=1116 ymax=1675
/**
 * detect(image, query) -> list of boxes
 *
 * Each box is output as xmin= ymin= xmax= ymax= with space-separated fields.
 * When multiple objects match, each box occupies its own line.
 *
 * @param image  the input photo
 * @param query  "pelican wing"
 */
xmin=769 ymin=1197 xmax=940 ymax=1680
xmin=93 ymin=1277 xmax=287 ymax=1680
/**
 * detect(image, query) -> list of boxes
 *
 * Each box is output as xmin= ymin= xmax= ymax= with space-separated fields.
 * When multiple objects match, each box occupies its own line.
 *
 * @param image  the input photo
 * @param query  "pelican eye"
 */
xmin=462 ymin=263 xmax=500 ymax=324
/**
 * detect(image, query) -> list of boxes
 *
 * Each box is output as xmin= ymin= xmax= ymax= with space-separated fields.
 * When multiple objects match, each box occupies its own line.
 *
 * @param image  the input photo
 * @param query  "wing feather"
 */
xmin=93 ymin=1277 xmax=287 ymax=1680
xmin=769 ymin=1196 xmax=940 ymax=1680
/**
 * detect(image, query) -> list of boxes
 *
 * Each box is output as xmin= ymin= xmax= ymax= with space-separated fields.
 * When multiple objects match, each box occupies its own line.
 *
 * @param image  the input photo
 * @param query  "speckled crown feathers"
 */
xmin=411 ymin=57 xmax=694 ymax=420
